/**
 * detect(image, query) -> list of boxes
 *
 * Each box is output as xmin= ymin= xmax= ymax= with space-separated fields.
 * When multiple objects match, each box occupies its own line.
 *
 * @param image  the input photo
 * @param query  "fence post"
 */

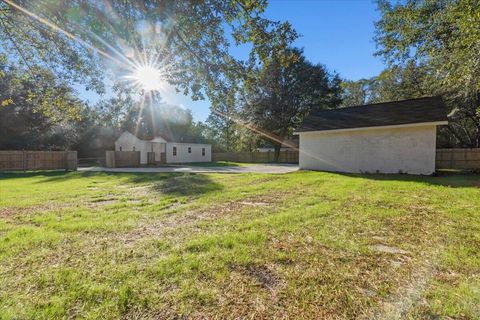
xmin=64 ymin=151 xmax=68 ymax=171
xmin=66 ymin=151 xmax=78 ymax=171
xmin=105 ymin=151 xmax=115 ymax=168
xmin=450 ymin=149 xmax=454 ymax=169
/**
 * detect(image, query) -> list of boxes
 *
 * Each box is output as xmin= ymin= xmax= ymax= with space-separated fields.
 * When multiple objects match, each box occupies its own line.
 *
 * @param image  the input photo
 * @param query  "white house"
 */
xmin=114 ymin=131 xmax=212 ymax=164
xmin=295 ymin=97 xmax=448 ymax=175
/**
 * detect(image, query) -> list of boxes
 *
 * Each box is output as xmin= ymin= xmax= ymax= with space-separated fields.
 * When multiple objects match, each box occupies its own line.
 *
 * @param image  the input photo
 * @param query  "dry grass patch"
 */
xmin=119 ymin=191 xmax=288 ymax=248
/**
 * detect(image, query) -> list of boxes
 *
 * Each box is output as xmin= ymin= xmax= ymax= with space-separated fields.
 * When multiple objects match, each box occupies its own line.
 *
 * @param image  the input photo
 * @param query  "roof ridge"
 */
xmin=296 ymin=96 xmax=447 ymax=133
xmin=150 ymin=134 xmax=168 ymax=140
xmin=317 ymin=96 xmax=441 ymax=113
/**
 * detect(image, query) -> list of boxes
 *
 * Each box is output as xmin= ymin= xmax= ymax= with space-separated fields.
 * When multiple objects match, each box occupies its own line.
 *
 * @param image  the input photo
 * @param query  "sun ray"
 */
xmin=2 ymin=0 xmax=123 ymax=65
xmin=211 ymin=108 xmax=347 ymax=170
xmin=134 ymin=94 xmax=147 ymax=138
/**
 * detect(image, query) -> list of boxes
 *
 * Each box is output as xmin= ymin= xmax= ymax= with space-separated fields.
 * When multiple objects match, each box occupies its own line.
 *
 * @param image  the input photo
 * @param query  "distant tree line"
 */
xmin=206 ymin=47 xmax=342 ymax=157
xmin=0 ymin=0 xmax=478 ymax=156
xmin=369 ymin=0 xmax=479 ymax=148
xmin=208 ymin=0 xmax=480 ymax=152
xmin=0 ymin=54 xmax=209 ymax=157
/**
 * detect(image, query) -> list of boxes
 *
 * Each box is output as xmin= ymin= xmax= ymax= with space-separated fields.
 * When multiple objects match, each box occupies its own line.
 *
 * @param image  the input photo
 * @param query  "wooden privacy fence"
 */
xmin=213 ymin=151 xmax=299 ymax=163
xmin=105 ymin=151 xmax=140 ymax=168
xmin=0 ymin=151 xmax=77 ymax=171
xmin=213 ymin=149 xmax=480 ymax=170
xmin=77 ymin=157 xmax=105 ymax=167
xmin=436 ymin=148 xmax=480 ymax=170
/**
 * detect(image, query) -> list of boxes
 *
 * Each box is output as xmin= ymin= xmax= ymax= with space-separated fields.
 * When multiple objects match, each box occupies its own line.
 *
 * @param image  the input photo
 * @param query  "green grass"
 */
xmin=0 ymin=170 xmax=479 ymax=319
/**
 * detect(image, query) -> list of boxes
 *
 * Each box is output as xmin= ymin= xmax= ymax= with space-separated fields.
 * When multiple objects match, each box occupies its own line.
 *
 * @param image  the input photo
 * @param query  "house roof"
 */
xmin=119 ymin=131 xmax=207 ymax=144
xmin=296 ymin=96 xmax=448 ymax=133
xmin=119 ymin=131 xmax=168 ymax=143
xmin=149 ymin=137 xmax=168 ymax=143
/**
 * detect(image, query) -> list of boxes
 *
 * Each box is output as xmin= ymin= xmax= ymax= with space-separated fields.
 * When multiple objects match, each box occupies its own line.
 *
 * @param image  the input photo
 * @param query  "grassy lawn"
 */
xmin=0 ymin=171 xmax=479 ymax=319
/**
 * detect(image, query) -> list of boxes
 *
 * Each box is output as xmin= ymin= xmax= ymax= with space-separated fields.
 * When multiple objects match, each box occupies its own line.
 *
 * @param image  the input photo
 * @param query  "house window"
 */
xmin=173 ymin=146 xmax=177 ymax=156
xmin=188 ymin=147 xmax=191 ymax=153
xmin=202 ymin=148 xmax=205 ymax=156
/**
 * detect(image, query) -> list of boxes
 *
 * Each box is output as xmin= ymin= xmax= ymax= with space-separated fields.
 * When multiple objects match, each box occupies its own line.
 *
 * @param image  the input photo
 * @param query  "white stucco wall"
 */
xmin=114 ymin=132 xmax=141 ymax=156
xmin=166 ymin=143 xmax=212 ymax=163
xmin=114 ymin=132 xmax=165 ymax=164
xmin=115 ymin=132 xmax=212 ymax=164
xmin=298 ymin=125 xmax=438 ymax=175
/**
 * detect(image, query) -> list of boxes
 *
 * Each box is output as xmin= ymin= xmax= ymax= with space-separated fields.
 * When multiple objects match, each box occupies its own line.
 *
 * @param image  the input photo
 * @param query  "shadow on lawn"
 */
xmin=335 ymin=171 xmax=480 ymax=188
xmin=130 ymin=172 xmax=224 ymax=196
xmin=182 ymin=161 xmax=242 ymax=167
xmin=1 ymin=170 xmax=223 ymax=197
xmin=0 ymin=170 xmax=79 ymax=180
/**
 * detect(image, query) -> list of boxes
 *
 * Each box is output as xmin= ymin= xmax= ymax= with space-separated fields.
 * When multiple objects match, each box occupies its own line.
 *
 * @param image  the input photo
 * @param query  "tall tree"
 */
xmin=341 ymin=62 xmax=433 ymax=107
xmin=0 ymin=0 xmax=297 ymax=117
xmin=0 ymin=55 xmax=84 ymax=149
xmin=205 ymin=78 xmax=243 ymax=152
xmin=206 ymin=112 xmax=240 ymax=152
xmin=341 ymin=79 xmax=373 ymax=107
xmin=101 ymin=91 xmax=208 ymax=144
xmin=243 ymin=48 xmax=342 ymax=160
xmin=375 ymin=0 xmax=480 ymax=147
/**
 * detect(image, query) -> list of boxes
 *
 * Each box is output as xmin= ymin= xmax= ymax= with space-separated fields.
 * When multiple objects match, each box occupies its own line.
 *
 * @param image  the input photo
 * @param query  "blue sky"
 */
xmin=82 ymin=0 xmax=385 ymax=122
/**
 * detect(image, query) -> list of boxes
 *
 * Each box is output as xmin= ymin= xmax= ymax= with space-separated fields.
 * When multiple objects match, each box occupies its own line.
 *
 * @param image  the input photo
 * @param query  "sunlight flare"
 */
xmin=131 ymin=64 xmax=164 ymax=92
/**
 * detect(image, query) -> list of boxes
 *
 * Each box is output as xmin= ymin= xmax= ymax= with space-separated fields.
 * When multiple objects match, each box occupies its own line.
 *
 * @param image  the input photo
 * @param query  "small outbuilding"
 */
xmin=114 ymin=131 xmax=211 ymax=164
xmin=295 ymin=97 xmax=448 ymax=175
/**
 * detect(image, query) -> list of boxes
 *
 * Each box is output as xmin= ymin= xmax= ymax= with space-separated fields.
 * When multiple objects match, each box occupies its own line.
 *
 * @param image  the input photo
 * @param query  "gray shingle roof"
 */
xmin=296 ymin=96 xmax=448 ymax=133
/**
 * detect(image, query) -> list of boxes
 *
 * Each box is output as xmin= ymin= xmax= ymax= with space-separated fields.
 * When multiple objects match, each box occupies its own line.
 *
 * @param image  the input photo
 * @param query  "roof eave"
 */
xmin=294 ymin=120 xmax=448 ymax=135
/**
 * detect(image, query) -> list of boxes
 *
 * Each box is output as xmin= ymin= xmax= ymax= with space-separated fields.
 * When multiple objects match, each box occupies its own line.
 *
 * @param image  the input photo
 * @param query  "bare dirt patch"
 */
xmin=236 ymin=264 xmax=282 ymax=290
xmin=89 ymin=196 xmax=118 ymax=206
xmin=0 ymin=203 xmax=71 ymax=220
xmin=238 ymin=201 xmax=270 ymax=206
xmin=375 ymin=260 xmax=437 ymax=320
xmin=120 ymin=192 xmax=286 ymax=246
xmin=369 ymin=244 xmax=410 ymax=255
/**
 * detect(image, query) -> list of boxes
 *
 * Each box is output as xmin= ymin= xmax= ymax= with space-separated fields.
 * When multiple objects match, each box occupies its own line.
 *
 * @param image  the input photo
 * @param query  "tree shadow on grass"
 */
xmin=334 ymin=171 xmax=480 ymax=189
xmin=184 ymin=161 xmax=242 ymax=167
xmin=133 ymin=173 xmax=224 ymax=197
xmin=1 ymin=170 xmax=224 ymax=197
xmin=0 ymin=170 xmax=80 ymax=181
xmin=11 ymin=171 xmax=172 ymax=183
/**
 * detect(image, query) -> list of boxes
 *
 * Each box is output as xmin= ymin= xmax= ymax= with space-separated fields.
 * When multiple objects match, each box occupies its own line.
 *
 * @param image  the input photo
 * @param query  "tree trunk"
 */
xmin=273 ymin=144 xmax=281 ymax=163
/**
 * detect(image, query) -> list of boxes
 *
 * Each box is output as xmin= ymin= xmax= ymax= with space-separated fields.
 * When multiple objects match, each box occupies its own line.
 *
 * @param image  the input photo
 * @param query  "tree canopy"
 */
xmin=374 ymin=0 xmax=480 ymax=147
xmin=0 ymin=0 xmax=298 ymax=101
xmin=242 ymin=48 xmax=342 ymax=158
xmin=375 ymin=0 xmax=480 ymax=95
xmin=0 ymin=55 xmax=84 ymax=149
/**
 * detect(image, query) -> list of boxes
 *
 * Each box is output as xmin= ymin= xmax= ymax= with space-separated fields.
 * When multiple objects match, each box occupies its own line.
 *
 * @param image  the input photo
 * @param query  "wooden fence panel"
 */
xmin=214 ymin=149 xmax=479 ymax=169
xmin=105 ymin=151 xmax=140 ymax=168
xmin=105 ymin=151 xmax=115 ymax=168
xmin=0 ymin=151 xmax=77 ymax=171
xmin=436 ymin=148 xmax=480 ymax=170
